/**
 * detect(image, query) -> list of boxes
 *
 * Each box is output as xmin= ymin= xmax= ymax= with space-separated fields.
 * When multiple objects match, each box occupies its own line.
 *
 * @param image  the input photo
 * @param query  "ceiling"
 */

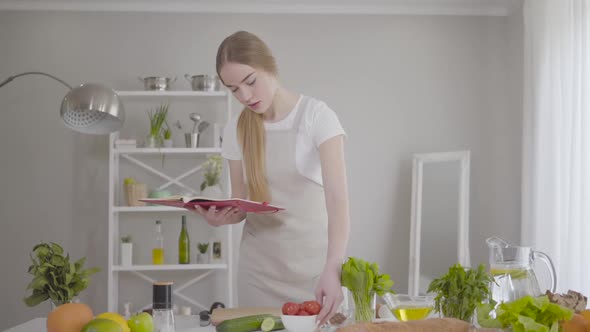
xmin=0 ymin=0 xmax=522 ymax=16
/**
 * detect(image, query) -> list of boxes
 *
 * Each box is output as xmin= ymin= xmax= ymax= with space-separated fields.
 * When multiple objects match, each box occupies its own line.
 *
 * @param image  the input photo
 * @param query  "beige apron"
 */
xmin=237 ymin=105 xmax=328 ymax=307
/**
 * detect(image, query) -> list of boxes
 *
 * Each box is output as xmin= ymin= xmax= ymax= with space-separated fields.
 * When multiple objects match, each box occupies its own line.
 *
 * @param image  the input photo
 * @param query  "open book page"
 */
xmin=139 ymin=195 xmax=284 ymax=214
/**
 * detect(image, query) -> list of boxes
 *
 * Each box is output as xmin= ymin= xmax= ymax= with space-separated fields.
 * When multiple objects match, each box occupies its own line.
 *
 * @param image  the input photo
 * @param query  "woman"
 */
xmin=193 ymin=31 xmax=350 ymax=325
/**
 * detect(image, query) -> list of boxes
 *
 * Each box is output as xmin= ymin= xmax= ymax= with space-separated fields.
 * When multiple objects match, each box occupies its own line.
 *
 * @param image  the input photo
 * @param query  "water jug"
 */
xmin=486 ymin=237 xmax=557 ymax=304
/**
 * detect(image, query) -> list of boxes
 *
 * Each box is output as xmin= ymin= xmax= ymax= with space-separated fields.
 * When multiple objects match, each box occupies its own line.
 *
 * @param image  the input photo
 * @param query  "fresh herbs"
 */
xmin=478 ymin=295 xmax=573 ymax=332
xmin=427 ymin=263 xmax=493 ymax=322
xmin=341 ymin=257 xmax=394 ymax=322
xmin=24 ymin=242 xmax=99 ymax=307
xmin=147 ymin=102 xmax=169 ymax=137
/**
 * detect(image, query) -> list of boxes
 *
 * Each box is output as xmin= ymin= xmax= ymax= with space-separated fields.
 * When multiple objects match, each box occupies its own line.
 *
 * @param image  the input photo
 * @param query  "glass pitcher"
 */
xmin=486 ymin=237 xmax=557 ymax=304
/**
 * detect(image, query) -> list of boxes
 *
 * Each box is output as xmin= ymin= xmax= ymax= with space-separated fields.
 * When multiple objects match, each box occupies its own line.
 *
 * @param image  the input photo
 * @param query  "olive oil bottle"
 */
xmin=152 ymin=220 xmax=164 ymax=265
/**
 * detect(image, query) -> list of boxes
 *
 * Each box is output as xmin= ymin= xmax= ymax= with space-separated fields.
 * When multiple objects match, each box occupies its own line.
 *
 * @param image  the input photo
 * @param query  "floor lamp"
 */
xmin=0 ymin=71 xmax=124 ymax=134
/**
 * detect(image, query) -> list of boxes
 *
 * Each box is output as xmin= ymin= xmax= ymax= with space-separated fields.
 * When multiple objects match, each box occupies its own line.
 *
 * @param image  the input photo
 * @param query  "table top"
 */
xmin=3 ymin=317 xmax=218 ymax=332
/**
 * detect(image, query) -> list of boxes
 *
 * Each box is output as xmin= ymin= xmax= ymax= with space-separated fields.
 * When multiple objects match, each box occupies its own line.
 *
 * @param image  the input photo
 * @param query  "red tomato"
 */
xmin=303 ymin=301 xmax=321 ymax=315
xmin=297 ymin=309 xmax=310 ymax=316
xmin=282 ymin=302 xmax=299 ymax=315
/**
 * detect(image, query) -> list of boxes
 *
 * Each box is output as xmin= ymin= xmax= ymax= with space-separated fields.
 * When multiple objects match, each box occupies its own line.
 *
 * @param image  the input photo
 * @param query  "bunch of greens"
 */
xmin=24 ymin=242 xmax=99 ymax=307
xmin=341 ymin=257 xmax=394 ymax=322
xmin=147 ymin=102 xmax=169 ymax=137
xmin=427 ymin=263 xmax=493 ymax=322
xmin=477 ymin=295 xmax=573 ymax=332
xmin=201 ymin=154 xmax=223 ymax=191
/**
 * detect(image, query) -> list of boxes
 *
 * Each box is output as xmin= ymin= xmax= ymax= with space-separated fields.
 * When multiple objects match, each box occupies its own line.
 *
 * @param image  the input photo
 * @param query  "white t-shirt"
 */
xmin=222 ymin=95 xmax=346 ymax=186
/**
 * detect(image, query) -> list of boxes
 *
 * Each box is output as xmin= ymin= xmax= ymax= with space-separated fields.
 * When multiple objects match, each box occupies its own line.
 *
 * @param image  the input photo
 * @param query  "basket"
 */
xmin=125 ymin=183 xmax=148 ymax=206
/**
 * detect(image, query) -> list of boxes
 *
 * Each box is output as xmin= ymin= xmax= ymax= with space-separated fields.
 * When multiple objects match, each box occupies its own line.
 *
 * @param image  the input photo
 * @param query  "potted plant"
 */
xmin=24 ymin=242 xmax=99 ymax=308
xmin=427 ymin=263 xmax=493 ymax=323
xmin=162 ymin=122 xmax=173 ymax=148
xmin=123 ymin=177 xmax=147 ymax=207
xmin=120 ymin=235 xmax=133 ymax=266
xmin=145 ymin=102 xmax=169 ymax=148
xmin=200 ymin=154 xmax=224 ymax=199
xmin=197 ymin=242 xmax=209 ymax=264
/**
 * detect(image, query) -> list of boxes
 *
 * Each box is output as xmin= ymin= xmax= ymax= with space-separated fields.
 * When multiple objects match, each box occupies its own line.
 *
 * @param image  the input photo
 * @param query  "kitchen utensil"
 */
xmin=189 ymin=113 xmax=201 ymax=133
xmin=197 ymin=121 xmax=209 ymax=134
xmin=185 ymin=133 xmax=199 ymax=148
xmin=185 ymin=74 xmax=221 ymax=91
xmin=138 ymin=76 xmax=176 ymax=91
xmin=487 ymin=236 xmax=557 ymax=305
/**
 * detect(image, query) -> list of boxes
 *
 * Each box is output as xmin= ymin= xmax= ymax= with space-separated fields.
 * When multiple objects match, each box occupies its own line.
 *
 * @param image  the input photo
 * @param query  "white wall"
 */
xmin=0 ymin=9 xmax=523 ymax=329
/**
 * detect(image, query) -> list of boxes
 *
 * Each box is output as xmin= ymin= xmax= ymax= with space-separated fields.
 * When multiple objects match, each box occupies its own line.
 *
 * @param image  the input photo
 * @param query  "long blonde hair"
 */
xmin=216 ymin=31 xmax=278 ymax=202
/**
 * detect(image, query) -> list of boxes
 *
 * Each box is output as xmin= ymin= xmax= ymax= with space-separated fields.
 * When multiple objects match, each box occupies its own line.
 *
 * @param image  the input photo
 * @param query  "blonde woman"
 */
xmin=193 ymin=31 xmax=350 ymax=325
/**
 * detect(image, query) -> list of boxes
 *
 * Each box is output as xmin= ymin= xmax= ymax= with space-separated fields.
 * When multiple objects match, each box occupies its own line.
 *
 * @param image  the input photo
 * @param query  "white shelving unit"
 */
xmin=107 ymin=90 xmax=233 ymax=313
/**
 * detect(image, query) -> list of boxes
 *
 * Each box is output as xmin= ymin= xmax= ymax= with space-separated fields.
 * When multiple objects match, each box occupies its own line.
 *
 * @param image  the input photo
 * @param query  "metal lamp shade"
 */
xmin=60 ymin=83 xmax=124 ymax=134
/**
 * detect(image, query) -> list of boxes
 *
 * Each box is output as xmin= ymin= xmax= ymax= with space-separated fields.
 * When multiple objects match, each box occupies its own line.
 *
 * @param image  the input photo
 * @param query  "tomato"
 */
xmin=303 ymin=301 xmax=321 ymax=315
xmin=297 ymin=309 xmax=310 ymax=316
xmin=282 ymin=302 xmax=299 ymax=315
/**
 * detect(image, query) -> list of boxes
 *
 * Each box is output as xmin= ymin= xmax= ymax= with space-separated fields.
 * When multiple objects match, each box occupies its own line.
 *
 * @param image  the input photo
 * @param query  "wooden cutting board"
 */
xmin=210 ymin=307 xmax=282 ymax=326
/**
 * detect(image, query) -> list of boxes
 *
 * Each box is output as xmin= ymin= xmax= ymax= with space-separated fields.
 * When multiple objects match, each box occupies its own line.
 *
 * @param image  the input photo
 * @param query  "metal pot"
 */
xmin=185 ymin=74 xmax=221 ymax=92
xmin=138 ymin=76 xmax=176 ymax=91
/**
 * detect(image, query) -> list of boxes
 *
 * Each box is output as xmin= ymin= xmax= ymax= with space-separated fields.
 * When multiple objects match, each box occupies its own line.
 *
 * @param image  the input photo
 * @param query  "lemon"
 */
xmin=95 ymin=312 xmax=130 ymax=332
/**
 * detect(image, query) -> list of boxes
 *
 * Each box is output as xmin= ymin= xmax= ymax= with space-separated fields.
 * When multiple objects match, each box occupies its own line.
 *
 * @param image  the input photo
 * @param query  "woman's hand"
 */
xmin=191 ymin=205 xmax=245 ymax=227
xmin=314 ymin=265 xmax=344 ymax=327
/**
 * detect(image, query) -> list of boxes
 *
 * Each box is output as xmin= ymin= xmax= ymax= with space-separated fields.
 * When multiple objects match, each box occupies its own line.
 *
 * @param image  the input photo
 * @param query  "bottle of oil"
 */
xmin=152 ymin=220 xmax=164 ymax=265
xmin=178 ymin=216 xmax=190 ymax=264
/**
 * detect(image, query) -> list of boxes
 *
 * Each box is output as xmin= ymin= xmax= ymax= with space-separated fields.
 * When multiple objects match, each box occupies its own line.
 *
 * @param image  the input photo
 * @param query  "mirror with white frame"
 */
xmin=408 ymin=151 xmax=471 ymax=296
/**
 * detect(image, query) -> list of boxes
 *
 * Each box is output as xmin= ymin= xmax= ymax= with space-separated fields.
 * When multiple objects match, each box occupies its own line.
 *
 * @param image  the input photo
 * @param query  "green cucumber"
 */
xmin=216 ymin=314 xmax=284 ymax=332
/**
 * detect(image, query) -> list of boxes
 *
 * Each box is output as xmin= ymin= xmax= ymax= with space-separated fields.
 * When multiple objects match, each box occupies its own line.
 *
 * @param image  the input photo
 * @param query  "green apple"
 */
xmin=127 ymin=312 xmax=153 ymax=332
xmin=81 ymin=318 xmax=123 ymax=332
xmin=124 ymin=177 xmax=136 ymax=186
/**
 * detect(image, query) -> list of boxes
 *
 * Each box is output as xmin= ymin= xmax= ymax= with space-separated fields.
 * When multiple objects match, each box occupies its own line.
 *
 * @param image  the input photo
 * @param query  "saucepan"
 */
xmin=185 ymin=74 xmax=221 ymax=92
xmin=138 ymin=76 xmax=176 ymax=91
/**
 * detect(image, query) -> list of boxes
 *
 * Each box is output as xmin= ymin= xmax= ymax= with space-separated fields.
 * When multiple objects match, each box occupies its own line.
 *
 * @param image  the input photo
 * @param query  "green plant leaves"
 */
xmin=341 ymin=257 xmax=394 ymax=298
xmin=147 ymin=102 xmax=169 ymax=136
xmin=427 ymin=263 xmax=493 ymax=322
xmin=201 ymin=155 xmax=223 ymax=190
xmin=23 ymin=242 xmax=99 ymax=307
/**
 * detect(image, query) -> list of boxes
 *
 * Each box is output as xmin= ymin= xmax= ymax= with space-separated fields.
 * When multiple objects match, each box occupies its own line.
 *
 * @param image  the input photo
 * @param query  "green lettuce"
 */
xmin=478 ymin=295 xmax=573 ymax=332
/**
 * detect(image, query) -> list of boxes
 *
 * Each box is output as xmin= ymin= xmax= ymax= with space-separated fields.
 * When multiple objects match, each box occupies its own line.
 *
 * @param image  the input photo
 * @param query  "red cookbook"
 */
xmin=140 ymin=196 xmax=284 ymax=214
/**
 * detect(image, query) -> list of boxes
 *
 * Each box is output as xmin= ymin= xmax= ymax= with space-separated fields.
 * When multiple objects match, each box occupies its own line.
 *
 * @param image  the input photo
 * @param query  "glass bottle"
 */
xmin=152 ymin=220 xmax=164 ymax=265
xmin=178 ymin=216 xmax=190 ymax=264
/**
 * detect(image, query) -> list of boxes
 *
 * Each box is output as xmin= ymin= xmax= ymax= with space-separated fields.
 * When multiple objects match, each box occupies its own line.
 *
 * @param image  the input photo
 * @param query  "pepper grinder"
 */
xmin=153 ymin=281 xmax=175 ymax=332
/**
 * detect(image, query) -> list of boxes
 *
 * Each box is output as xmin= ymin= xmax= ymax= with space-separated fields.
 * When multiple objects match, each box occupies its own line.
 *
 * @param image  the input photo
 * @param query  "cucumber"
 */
xmin=215 ymin=314 xmax=284 ymax=332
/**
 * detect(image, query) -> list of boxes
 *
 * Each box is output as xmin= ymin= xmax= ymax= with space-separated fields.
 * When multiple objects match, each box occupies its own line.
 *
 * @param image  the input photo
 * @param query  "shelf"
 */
xmin=114 ymin=147 xmax=222 ymax=154
xmin=113 ymin=206 xmax=186 ymax=212
xmin=116 ymin=90 xmax=227 ymax=97
xmin=113 ymin=264 xmax=227 ymax=271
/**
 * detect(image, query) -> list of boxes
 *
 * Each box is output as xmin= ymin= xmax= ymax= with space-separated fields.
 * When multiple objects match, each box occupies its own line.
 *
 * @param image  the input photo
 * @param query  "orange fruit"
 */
xmin=562 ymin=313 xmax=589 ymax=332
xmin=47 ymin=302 xmax=94 ymax=332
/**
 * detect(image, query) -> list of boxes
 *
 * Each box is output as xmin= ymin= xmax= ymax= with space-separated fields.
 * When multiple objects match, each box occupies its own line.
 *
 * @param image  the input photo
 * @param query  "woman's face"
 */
xmin=219 ymin=62 xmax=278 ymax=114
